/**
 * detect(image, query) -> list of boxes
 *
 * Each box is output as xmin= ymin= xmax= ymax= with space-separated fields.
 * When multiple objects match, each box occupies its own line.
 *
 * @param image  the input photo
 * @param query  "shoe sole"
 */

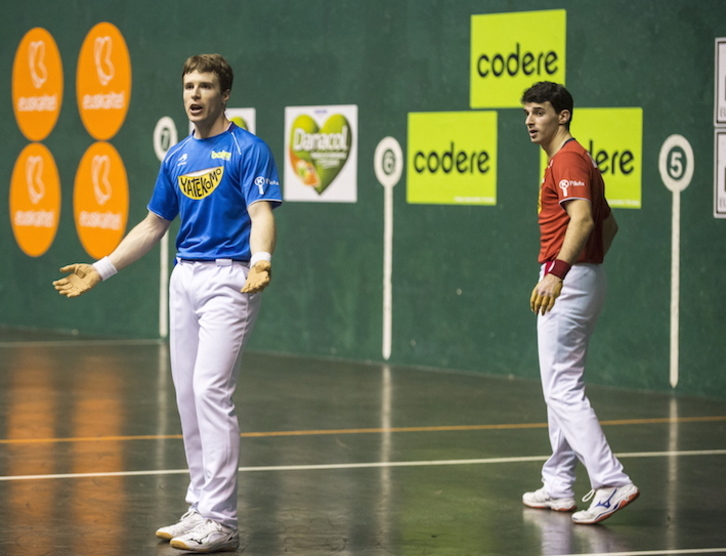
xmin=156 ymin=519 xmax=205 ymax=541
xmin=573 ymin=489 xmax=640 ymax=524
xmin=523 ymin=501 xmax=577 ymax=512
xmin=156 ymin=527 xmax=203 ymax=541
xmin=156 ymin=531 xmax=173 ymax=540
xmin=169 ymin=539 xmax=239 ymax=553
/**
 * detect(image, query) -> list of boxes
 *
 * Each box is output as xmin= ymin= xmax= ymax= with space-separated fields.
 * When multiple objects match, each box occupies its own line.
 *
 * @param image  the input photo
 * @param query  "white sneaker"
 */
xmin=156 ymin=509 xmax=205 ymax=540
xmin=170 ymin=518 xmax=239 ymax=553
xmin=522 ymin=487 xmax=577 ymax=512
xmin=572 ymin=484 xmax=640 ymax=524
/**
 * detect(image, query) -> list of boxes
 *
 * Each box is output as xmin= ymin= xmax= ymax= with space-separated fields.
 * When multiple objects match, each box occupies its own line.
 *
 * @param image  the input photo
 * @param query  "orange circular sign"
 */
xmin=9 ymin=143 xmax=61 ymax=257
xmin=73 ymin=142 xmax=129 ymax=259
xmin=76 ymin=22 xmax=131 ymax=140
xmin=12 ymin=28 xmax=64 ymax=142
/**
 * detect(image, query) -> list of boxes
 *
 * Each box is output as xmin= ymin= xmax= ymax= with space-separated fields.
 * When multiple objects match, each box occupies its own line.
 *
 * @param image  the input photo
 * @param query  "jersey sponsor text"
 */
xmin=211 ymin=150 xmax=232 ymax=161
xmin=178 ymin=167 xmax=224 ymax=199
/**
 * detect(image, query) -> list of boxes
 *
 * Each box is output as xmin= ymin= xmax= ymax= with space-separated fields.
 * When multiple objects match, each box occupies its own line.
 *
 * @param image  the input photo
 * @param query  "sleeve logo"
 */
xmin=559 ymin=179 xmax=584 ymax=197
xmin=254 ymin=175 xmax=279 ymax=195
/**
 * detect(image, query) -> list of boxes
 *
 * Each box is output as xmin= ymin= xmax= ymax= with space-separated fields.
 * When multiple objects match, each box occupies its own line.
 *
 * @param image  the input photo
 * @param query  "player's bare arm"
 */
xmin=530 ymin=199 xmax=594 ymax=315
xmin=241 ymin=201 xmax=276 ymax=294
xmin=53 ymin=211 xmax=172 ymax=298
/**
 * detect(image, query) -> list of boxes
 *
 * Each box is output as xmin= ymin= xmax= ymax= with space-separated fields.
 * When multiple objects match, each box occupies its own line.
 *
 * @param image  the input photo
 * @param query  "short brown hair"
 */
xmin=182 ymin=54 xmax=234 ymax=93
xmin=521 ymin=81 xmax=574 ymax=129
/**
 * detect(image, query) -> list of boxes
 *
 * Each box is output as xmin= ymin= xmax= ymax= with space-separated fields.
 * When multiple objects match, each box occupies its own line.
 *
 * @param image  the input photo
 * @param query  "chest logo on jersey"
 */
xmin=211 ymin=150 xmax=231 ymax=161
xmin=178 ymin=167 xmax=224 ymax=199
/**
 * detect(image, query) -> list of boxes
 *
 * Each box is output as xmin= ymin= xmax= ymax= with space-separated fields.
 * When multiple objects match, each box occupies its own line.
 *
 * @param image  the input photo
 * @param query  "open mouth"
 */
xmin=189 ymin=103 xmax=203 ymax=116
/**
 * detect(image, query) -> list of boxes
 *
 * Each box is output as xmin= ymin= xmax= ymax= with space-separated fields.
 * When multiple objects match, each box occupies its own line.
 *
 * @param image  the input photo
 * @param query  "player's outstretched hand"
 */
xmin=53 ymin=264 xmax=102 ymax=298
xmin=241 ymin=261 xmax=271 ymax=294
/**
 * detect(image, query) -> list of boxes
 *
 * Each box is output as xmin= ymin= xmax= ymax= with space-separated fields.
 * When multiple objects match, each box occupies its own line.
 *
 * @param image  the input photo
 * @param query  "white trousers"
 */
xmin=169 ymin=259 xmax=262 ymax=529
xmin=537 ymin=263 xmax=631 ymax=498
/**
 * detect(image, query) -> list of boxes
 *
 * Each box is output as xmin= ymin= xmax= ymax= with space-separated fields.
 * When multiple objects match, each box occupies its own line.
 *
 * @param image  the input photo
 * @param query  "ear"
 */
xmin=221 ymin=89 xmax=231 ymax=103
xmin=559 ymin=109 xmax=571 ymax=126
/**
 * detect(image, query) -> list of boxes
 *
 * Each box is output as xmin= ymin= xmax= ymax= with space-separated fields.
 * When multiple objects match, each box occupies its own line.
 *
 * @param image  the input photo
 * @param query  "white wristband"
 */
xmin=92 ymin=256 xmax=118 ymax=281
xmin=250 ymin=251 xmax=272 ymax=267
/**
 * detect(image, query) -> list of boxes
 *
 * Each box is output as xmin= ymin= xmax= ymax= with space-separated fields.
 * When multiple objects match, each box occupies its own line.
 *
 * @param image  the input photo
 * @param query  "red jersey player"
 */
xmin=520 ymin=81 xmax=639 ymax=524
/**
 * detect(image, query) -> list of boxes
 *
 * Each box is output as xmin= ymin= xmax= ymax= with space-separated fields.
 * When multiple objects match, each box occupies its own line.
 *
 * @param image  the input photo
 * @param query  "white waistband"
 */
xmin=177 ymin=258 xmax=247 ymax=266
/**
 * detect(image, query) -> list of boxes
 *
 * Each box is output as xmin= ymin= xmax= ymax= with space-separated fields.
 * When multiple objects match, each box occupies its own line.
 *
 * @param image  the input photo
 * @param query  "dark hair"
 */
xmin=182 ymin=54 xmax=234 ymax=93
xmin=521 ymin=81 xmax=573 ymax=127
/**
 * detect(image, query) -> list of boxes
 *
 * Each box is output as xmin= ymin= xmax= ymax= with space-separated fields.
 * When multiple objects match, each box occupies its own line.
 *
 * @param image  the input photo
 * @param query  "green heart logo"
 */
xmin=289 ymin=114 xmax=352 ymax=194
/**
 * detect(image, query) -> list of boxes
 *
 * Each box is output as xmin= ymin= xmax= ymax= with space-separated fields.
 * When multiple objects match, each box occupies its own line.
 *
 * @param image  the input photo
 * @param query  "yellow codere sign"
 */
xmin=407 ymin=111 xmax=497 ymax=205
xmin=471 ymin=10 xmax=566 ymax=109
xmin=539 ymin=108 xmax=644 ymax=209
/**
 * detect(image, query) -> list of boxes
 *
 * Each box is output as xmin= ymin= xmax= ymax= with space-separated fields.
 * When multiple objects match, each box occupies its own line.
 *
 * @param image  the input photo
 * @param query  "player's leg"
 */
xmin=540 ymin=405 xmax=578 ymax=499
xmin=539 ymin=264 xmax=631 ymax=488
xmin=523 ymin=297 xmax=578 ymax=510
xmin=156 ymin=262 xmax=206 ymax=541
xmin=524 ymin=266 xmax=579 ymax=511
xmin=168 ymin=261 xmax=205 ymax=509
xmin=191 ymin=262 xmax=262 ymax=529
xmin=522 ymin=416 xmax=578 ymax=510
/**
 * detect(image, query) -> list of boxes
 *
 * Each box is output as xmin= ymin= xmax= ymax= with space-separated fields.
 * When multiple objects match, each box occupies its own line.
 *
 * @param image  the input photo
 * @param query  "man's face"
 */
xmin=522 ymin=101 xmax=568 ymax=146
xmin=183 ymin=70 xmax=230 ymax=127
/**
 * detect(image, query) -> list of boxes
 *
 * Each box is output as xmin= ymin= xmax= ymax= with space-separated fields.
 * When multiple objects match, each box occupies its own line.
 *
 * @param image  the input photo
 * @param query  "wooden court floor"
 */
xmin=0 ymin=327 xmax=725 ymax=556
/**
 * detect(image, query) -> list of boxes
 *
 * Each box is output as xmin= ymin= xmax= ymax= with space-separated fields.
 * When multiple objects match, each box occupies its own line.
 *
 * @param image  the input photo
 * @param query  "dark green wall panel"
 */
xmin=1 ymin=0 xmax=725 ymax=398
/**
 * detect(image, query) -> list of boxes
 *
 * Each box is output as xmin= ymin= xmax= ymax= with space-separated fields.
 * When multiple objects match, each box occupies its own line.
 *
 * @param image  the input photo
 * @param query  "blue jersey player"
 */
xmin=54 ymin=54 xmax=282 ymax=552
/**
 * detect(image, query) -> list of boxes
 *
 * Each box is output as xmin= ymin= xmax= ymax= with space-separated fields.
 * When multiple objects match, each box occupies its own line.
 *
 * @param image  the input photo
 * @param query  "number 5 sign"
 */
xmin=659 ymin=134 xmax=694 ymax=389
xmin=660 ymin=135 xmax=694 ymax=193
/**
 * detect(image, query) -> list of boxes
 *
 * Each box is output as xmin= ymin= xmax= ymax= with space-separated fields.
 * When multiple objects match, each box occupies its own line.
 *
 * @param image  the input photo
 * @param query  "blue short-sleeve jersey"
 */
xmin=148 ymin=123 xmax=282 ymax=261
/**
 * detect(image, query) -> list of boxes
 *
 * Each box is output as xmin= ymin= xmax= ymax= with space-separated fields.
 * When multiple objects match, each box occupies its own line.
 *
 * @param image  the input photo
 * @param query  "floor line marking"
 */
xmin=241 ymin=415 xmax=726 ymax=437
xmin=555 ymin=548 xmax=726 ymax=556
xmin=0 ymin=339 xmax=163 ymax=348
xmin=0 ymin=449 xmax=724 ymax=482
xmin=0 ymin=434 xmax=184 ymax=445
xmin=1 ymin=415 xmax=724 ymax=445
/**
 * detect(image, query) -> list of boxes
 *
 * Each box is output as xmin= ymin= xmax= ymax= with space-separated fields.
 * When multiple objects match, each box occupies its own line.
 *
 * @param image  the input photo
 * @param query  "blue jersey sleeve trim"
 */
xmin=147 ymin=206 xmax=175 ymax=222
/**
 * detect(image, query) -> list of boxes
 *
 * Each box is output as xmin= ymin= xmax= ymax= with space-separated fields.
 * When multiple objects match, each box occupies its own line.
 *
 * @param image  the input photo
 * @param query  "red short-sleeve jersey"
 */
xmin=537 ymin=139 xmax=611 ymax=264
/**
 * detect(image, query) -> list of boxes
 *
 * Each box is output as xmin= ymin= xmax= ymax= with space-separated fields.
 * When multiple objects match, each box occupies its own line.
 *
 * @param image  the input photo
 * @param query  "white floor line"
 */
xmin=0 ymin=449 xmax=724 ymax=482
xmin=556 ymin=548 xmax=726 ymax=556
xmin=618 ymin=449 xmax=726 ymax=458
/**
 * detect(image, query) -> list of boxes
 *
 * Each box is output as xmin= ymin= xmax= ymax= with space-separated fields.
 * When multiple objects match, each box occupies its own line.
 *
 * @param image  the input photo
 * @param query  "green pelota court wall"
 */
xmin=2 ymin=0 xmax=725 ymax=398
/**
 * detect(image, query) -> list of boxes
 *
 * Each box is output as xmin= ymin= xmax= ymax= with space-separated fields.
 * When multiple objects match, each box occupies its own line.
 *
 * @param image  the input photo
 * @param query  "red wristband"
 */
xmin=544 ymin=259 xmax=571 ymax=280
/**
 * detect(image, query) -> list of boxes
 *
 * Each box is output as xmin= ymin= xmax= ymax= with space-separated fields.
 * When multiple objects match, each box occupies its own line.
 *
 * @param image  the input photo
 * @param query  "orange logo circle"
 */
xmin=73 ymin=142 xmax=129 ymax=259
xmin=9 ymin=143 xmax=61 ymax=257
xmin=12 ymin=28 xmax=63 ymax=142
xmin=76 ymin=22 xmax=131 ymax=140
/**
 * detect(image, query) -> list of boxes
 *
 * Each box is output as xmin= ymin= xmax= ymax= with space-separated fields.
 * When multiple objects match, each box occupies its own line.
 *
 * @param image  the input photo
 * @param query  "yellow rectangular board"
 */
xmin=407 ymin=111 xmax=498 ymax=205
xmin=470 ymin=10 xmax=566 ymax=109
